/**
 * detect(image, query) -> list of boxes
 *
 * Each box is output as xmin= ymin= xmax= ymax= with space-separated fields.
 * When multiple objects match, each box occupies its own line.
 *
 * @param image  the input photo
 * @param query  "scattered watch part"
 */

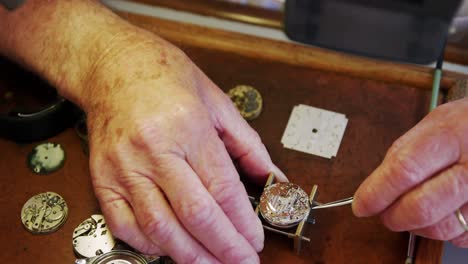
xmin=227 ymin=85 xmax=263 ymax=121
xmin=27 ymin=142 xmax=65 ymax=174
xmin=73 ymin=214 xmax=116 ymax=258
xmin=281 ymin=104 xmax=348 ymax=158
xmin=259 ymin=182 xmax=310 ymax=228
xmin=80 ymin=250 xmax=157 ymax=264
xmin=21 ymin=191 xmax=68 ymax=234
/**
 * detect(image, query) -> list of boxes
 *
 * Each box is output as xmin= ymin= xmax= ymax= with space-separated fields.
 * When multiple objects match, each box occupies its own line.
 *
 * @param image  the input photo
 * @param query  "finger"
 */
xmin=411 ymin=203 xmax=468 ymax=241
xmin=451 ymin=233 xmax=468 ymax=248
xmin=380 ymin=164 xmax=468 ymax=231
xmin=124 ymin=173 xmax=220 ymax=263
xmin=451 ymin=229 xmax=468 ymax=248
xmin=451 ymin=202 xmax=468 ymax=248
xmin=90 ymin=152 xmax=163 ymax=255
xmin=187 ymin=129 xmax=264 ymax=251
xmin=353 ymin=116 xmax=461 ymax=217
xmin=220 ymin=108 xmax=287 ymax=183
xmin=196 ymin=71 xmax=287 ymax=183
xmin=96 ymin=188 xmax=164 ymax=255
xmin=154 ymin=155 xmax=260 ymax=264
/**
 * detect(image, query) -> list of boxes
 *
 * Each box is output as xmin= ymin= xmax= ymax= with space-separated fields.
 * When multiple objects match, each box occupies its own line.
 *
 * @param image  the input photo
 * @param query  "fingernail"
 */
xmin=240 ymin=255 xmax=260 ymax=264
xmin=351 ymin=201 xmax=364 ymax=217
xmin=252 ymin=236 xmax=264 ymax=252
xmin=271 ymin=165 xmax=289 ymax=182
xmin=251 ymin=217 xmax=265 ymax=252
xmin=197 ymin=257 xmax=216 ymax=264
xmin=351 ymin=196 xmax=371 ymax=218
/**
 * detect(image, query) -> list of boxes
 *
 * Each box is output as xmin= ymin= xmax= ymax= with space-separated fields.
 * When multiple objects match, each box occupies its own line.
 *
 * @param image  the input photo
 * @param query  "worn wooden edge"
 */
xmin=127 ymin=0 xmax=468 ymax=66
xmin=445 ymin=44 xmax=468 ymax=66
xmin=131 ymin=0 xmax=282 ymax=29
xmin=117 ymin=11 xmax=465 ymax=90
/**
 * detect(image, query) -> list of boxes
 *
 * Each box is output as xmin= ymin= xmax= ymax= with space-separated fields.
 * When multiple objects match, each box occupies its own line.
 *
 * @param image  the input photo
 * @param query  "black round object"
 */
xmin=0 ymin=97 xmax=75 ymax=142
xmin=0 ymin=57 xmax=77 ymax=142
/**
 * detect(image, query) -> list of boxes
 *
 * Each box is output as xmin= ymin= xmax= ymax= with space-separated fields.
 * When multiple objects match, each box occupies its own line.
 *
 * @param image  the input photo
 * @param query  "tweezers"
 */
xmin=311 ymin=197 xmax=354 ymax=210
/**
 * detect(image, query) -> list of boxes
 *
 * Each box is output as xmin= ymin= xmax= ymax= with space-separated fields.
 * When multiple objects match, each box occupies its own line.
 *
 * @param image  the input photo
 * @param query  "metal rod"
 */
xmin=406 ymin=36 xmax=445 ymax=264
xmin=294 ymin=184 xmax=318 ymax=254
xmin=429 ymin=37 xmax=446 ymax=112
xmin=263 ymin=225 xmax=311 ymax=242
xmin=405 ymin=233 xmax=417 ymax=264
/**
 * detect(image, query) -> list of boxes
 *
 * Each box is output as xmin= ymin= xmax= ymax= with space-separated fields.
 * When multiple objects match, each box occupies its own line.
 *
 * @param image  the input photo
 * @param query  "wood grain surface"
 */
xmin=445 ymin=44 xmax=468 ymax=66
xmin=0 ymin=12 xmax=456 ymax=264
xmin=132 ymin=0 xmax=282 ymax=28
xmin=129 ymin=0 xmax=468 ymax=66
xmin=119 ymin=12 xmax=466 ymax=91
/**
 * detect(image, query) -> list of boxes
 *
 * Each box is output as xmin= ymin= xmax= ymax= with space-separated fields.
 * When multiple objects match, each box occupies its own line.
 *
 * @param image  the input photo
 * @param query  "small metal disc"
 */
xmin=89 ymin=250 xmax=150 ymax=264
xmin=21 ymin=192 xmax=68 ymax=234
xmin=73 ymin=214 xmax=116 ymax=258
xmin=259 ymin=183 xmax=310 ymax=228
xmin=227 ymin=85 xmax=263 ymax=121
xmin=27 ymin=142 xmax=65 ymax=174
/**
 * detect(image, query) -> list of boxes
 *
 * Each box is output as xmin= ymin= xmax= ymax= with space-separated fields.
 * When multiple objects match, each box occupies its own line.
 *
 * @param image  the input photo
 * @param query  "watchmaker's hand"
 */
xmin=85 ymin=35 xmax=286 ymax=263
xmin=353 ymin=98 xmax=468 ymax=248
xmin=0 ymin=1 xmax=287 ymax=261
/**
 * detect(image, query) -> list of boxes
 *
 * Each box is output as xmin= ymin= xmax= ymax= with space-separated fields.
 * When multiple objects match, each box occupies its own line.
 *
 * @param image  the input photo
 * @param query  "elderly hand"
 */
xmin=0 ymin=1 xmax=286 ymax=261
xmin=83 ymin=33 xmax=286 ymax=263
xmin=353 ymin=98 xmax=468 ymax=247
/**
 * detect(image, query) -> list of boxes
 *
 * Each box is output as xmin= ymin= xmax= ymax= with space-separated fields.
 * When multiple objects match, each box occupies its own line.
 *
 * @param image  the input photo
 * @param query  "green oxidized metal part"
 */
xmin=27 ymin=142 xmax=66 ymax=174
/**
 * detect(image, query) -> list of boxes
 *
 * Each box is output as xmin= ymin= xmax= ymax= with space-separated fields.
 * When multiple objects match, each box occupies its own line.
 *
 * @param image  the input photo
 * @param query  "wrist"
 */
xmin=80 ymin=30 xmax=186 ymax=116
xmin=0 ymin=1 xmax=151 ymax=108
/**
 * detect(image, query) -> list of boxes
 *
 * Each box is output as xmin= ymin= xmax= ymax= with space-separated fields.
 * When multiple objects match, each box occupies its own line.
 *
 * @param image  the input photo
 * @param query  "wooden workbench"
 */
xmin=1 ymin=11 xmax=465 ymax=264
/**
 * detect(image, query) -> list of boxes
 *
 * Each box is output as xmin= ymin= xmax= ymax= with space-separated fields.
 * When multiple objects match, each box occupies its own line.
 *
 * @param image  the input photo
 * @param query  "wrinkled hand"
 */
xmin=84 ymin=37 xmax=286 ymax=263
xmin=353 ymin=98 xmax=468 ymax=247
